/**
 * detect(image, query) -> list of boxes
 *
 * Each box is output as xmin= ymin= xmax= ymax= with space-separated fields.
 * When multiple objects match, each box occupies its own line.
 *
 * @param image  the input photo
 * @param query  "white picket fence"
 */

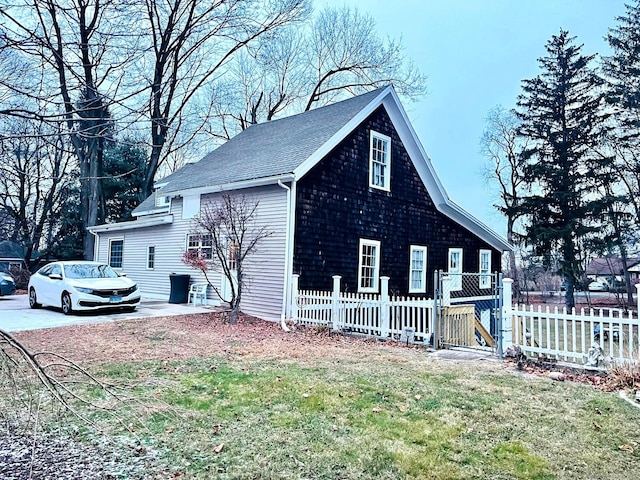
xmin=291 ymin=275 xmax=434 ymax=342
xmin=505 ymin=279 xmax=640 ymax=364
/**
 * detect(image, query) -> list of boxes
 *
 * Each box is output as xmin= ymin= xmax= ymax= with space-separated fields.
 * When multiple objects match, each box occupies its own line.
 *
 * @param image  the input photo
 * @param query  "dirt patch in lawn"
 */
xmin=12 ymin=312 xmax=427 ymax=367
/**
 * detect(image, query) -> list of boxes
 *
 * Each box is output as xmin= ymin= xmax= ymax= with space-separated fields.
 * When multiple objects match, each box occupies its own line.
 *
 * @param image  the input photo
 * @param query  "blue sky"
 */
xmin=320 ymin=0 xmax=628 ymax=236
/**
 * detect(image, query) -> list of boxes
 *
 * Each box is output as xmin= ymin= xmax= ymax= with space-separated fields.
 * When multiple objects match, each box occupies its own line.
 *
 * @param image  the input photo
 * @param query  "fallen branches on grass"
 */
xmin=1 ymin=327 xmax=127 ymax=431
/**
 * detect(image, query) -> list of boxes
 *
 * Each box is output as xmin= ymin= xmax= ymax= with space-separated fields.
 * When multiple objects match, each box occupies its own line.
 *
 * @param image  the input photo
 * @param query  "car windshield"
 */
xmin=64 ymin=264 xmax=119 ymax=279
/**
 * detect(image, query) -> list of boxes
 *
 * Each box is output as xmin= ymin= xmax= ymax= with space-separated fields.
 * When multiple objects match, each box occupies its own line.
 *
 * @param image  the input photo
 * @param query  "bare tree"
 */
xmin=140 ymin=0 xmax=310 ymax=199
xmin=0 ymin=117 xmax=74 ymax=268
xmin=304 ymin=5 xmax=426 ymax=111
xmin=0 ymin=0 xmax=134 ymax=259
xmin=182 ymin=194 xmax=272 ymax=325
xmin=205 ymin=4 xmax=427 ymax=136
xmin=480 ymin=105 xmax=527 ymax=297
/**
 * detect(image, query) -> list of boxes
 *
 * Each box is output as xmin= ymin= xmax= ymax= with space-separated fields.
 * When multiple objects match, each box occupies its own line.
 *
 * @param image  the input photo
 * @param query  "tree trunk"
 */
xmin=506 ymin=217 xmax=520 ymax=301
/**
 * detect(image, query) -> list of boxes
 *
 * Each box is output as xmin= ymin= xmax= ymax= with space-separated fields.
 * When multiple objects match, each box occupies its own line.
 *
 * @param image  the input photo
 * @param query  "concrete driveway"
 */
xmin=0 ymin=294 xmax=212 ymax=332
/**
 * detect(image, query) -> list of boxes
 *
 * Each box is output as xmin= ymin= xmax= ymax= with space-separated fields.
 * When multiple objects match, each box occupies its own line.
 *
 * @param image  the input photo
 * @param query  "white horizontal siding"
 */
xmin=95 ymin=199 xmax=223 ymax=303
xmin=200 ymin=186 xmax=287 ymax=321
xmin=95 ymin=186 xmax=288 ymax=321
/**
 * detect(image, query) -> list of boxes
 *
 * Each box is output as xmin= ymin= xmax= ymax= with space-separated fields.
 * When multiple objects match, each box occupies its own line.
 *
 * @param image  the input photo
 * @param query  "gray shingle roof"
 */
xmin=159 ymin=88 xmax=386 ymax=194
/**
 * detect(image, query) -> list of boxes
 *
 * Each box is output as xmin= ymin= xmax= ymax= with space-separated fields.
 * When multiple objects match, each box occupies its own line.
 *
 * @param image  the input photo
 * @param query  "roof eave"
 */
xmin=89 ymin=214 xmax=174 ymax=233
xmin=162 ymin=173 xmax=295 ymax=198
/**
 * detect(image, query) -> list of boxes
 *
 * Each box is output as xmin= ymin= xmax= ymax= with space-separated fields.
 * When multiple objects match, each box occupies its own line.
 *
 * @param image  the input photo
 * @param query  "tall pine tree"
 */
xmin=601 ymin=1 xmax=640 ymax=305
xmin=516 ymin=30 xmax=613 ymax=309
xmin=603 ymin=1 xmax=640 ymax=146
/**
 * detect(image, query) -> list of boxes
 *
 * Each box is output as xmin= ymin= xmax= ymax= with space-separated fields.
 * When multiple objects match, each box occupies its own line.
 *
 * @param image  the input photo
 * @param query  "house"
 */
xmin=0 ymin=240 xmax=28 ymax=272
xmin=89 ymin=86 xmax=511 ymax=322
xmin=585 ymin=257 xmax=640 ymax=285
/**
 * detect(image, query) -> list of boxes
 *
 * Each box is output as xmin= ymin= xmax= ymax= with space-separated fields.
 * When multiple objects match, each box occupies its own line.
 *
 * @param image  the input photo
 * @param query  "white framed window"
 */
xmin=409 ymin=245 xmax=427 ymax=293
xmin=358 ymin=238 xmax=381 ymax=293
xmin=479 ymin=249 xmax=492 ymax=289
xmin=186 ymin=233 xmax=213 ymax=260
xmin=109 ymin=239 xmax=124 ymax=268
xmin=448 ymin=248 xmax=463 ymax=291
xmin=369 ymin=131 xmax=391 ymax=191
xmin=147 ymin=246 xmax=156 ymax=270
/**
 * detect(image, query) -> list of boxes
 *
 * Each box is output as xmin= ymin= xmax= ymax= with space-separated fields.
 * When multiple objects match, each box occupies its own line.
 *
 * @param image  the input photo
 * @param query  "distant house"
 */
xmin=0 ymin=240 xmax=27 ymax=273
xmin=585 ymin=257 xmax=640 ymax=284
xmin=89 ymin=86 xmax=511 ymax=322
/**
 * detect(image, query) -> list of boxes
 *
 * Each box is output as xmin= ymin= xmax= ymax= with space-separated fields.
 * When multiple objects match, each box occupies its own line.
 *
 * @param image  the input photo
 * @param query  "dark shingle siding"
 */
xmin=293 ymin=106 xmax=500 ymax=294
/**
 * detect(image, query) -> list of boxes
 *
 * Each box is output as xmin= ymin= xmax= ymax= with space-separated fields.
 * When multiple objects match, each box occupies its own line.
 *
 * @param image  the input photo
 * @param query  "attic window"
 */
xmin=369 ymin=131 xmax=391 ymax=191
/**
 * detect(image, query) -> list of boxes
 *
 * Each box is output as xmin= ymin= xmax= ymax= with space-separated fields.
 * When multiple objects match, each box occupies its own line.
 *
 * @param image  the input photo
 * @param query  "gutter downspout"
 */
xmin=277 ymin=179 xmax=295 ymax=332
xmin=88 ymin=228 xmax=99 ymax=262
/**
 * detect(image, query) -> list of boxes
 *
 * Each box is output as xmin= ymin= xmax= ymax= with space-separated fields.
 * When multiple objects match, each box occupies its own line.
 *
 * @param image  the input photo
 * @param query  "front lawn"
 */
xmin=6 ymin=314 xmax=640 ymax=479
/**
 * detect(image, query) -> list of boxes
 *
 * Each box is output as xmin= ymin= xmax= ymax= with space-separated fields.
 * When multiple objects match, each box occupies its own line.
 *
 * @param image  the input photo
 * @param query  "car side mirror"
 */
xmin=49 ymin=273 xmax=62 ymax=280
xmin=118 ymin=272 xmax=127 ymax=277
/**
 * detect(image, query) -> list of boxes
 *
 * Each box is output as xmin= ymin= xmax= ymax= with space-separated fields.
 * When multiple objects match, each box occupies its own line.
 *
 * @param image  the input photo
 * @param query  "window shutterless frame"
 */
xmin=147 ymin=245 xmax=156 ymax=270
xmin=479 ymin=249 xmax=491 ymax=289
xmin=108 ymin=238 xmax=124 ymax=269
xmin=448 ymin=247 xmax=463 ymax=291
xmin=409 ymin=245 xmax=427 ymax=293
xmin=369 ymin=130 xmax=391 ymax=191
xmin=358 ymin=238 xmax=381 ymax=293
xmin=186 ymin=233 xmax=213 ymax=260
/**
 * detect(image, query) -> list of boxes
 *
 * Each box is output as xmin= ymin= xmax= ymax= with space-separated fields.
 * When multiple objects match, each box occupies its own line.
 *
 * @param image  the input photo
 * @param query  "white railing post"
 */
xmin=501 ymin=278 xmax=514 ymax=352
xmin=291 ymin=274 xmax=300 ymax=322
xmin=380 ymin=276 xmax=390 ymax=338
xmin=442 ymin=276 xmax=451 ymax=307
xmin=331 ymin=275 xmax=342 ymax=331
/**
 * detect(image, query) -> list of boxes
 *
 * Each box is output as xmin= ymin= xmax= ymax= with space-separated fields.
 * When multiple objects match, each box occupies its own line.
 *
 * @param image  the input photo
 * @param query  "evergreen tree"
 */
xmin=48 ymin=181 xmax=84 ymax=261
xmin=601 ymin=1 xmax=640 ymax=305
xmin=101 ymin=142 xmax=147 ymax=223
xmin=603 ymin=1 xmax=640 ymax=146
xmin=516 ymin=30 xmax=613 ymax=310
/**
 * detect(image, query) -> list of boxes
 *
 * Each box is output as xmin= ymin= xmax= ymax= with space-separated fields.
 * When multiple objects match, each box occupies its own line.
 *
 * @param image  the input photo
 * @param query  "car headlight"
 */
xmin=75 ymin=287 xmax=94 ymax=294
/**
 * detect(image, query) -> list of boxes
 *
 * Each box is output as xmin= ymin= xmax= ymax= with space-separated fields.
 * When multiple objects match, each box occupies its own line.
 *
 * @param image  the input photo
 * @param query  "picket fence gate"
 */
xmin=291 ymin=275 xmax=434 ymax=343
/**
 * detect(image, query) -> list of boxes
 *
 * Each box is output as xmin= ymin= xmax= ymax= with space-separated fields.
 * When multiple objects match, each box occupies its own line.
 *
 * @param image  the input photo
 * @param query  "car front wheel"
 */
xmin=29 ymin=288 xmax=41 ymax=309
xmin=61 ymin=292 xmax=73 ymax=315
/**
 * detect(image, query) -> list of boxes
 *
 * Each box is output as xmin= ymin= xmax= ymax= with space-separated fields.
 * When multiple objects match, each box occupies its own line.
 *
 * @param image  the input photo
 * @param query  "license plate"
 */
xmin=109 ymin=296 xmax=122 ymax=303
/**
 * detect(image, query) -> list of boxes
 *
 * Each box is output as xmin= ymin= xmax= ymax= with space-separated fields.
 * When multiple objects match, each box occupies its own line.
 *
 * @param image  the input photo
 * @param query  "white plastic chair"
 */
xmin=188 ymin=283 xmax=208 ymax=306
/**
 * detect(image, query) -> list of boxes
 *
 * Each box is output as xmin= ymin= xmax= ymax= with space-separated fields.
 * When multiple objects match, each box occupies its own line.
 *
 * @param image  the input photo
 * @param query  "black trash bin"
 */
xmin=169 ymin=273 xmax=190 ymax=303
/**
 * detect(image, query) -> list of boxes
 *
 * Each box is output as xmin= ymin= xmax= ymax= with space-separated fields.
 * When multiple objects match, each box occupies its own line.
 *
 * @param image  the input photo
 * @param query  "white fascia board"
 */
xmin=88 ymin=214 xmax=174 ymax=233
xmin=165 ymin=173 xmax=295 ymax=198
xmin=293 ymin=86 xmax=394 ymax=180
xmin=381 ymin=90 xmax=449 ymax=207
xmin=382 ymin=89 xmax=512 ymax=252
xmin=133 ymin=206 xmax=170 ymax=218
xmin=439 ymin=202 xmax=512 ymax=252
xmin=291 ymin=85 xmax=511 ymax=252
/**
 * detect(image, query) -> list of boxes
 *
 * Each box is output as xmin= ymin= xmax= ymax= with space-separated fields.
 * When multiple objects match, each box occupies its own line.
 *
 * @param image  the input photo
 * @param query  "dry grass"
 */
xmin=4 ymin=312 xmax=640 ymax=479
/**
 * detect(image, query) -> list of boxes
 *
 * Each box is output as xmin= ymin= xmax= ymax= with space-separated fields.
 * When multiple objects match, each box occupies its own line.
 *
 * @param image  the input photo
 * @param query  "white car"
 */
xmin=28 ymin=261 xmax=141 ymax=315
xmin=588 ymin=280 xmax=609 ymax=292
